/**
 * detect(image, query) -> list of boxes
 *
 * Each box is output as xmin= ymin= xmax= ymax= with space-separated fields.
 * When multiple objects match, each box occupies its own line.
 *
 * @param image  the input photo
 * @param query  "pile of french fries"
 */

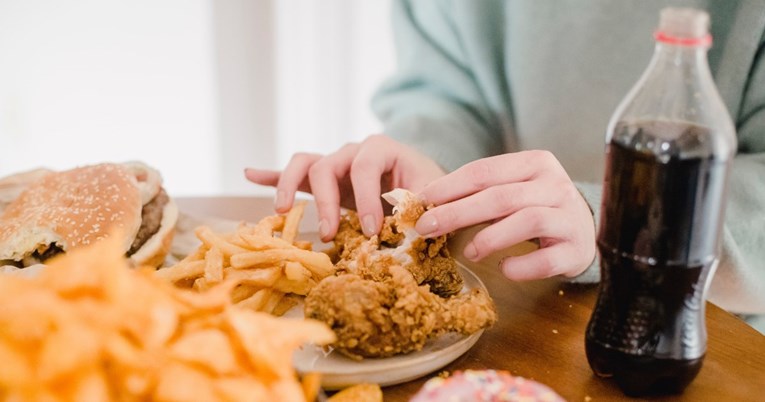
xmin=0 ymin=233 xmax=335 ymax=402
xmin=156 ymin=202 xmax=335 ymax=315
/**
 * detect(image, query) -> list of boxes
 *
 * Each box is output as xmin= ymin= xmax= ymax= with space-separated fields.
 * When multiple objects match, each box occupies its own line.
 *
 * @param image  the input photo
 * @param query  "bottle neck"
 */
xmin=605 ymin=28 xmax=737 ymax=161
xmin=651 ymin=41 xmax=709 ymax=70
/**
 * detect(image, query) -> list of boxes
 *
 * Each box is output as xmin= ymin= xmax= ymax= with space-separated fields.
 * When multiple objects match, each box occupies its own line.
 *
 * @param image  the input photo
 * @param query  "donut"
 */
xmin=410 ymin=370 xmax=566 ymax=402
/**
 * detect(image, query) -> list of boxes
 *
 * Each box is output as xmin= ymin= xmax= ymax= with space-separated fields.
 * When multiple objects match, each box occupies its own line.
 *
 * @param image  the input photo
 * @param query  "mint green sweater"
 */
xmin=372 ymin=0 xmax=765 ymax=315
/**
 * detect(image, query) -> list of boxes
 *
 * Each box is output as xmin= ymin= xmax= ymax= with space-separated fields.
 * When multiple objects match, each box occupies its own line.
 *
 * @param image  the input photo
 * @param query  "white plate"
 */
xmin=290 ymin=262 xmax=487 ymax=390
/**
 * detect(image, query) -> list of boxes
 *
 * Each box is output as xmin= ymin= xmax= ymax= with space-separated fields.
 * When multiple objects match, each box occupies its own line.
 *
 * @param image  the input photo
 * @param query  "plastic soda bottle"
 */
xmin=584 ymin=7 xmax=737 ymax=396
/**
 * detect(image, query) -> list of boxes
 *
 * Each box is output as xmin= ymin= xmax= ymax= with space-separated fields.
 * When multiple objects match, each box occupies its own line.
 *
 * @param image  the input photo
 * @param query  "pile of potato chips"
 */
xmin=0 ymin=234 xmax=334 ymax=401
xmin=156 ymin=202 xmax=334 ymax=316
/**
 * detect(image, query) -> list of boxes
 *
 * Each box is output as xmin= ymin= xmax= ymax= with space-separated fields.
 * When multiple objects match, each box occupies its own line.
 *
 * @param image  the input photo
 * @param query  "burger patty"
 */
xmin=12 ymin=244 xmax=66 ymax=267
xmin=128 ymin=188 xmax=169 ymax=256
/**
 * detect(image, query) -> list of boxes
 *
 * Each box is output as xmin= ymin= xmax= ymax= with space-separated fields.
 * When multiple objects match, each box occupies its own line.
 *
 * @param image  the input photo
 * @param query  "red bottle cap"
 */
xmin=655 ymin=7 xmax=712 ymax=47
xmin=654 ymin=31 xmax=712 ymax=47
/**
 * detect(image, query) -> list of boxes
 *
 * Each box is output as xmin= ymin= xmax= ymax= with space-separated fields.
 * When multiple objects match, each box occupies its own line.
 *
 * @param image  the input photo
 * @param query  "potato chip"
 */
xmin=170 ymin=329 xmax=238 ymax=374
xmin=154 ymin=362 xmax=219 ymax=401
xmin=38 ymin=324 xmax=100 ymax=381
xmin=301 ymin=372 xmax=323 ymax=402
xmin=327 ymin=383 xmax=384 ymax=402
xmin=0 ymin=234 xmax=335 ymax=402
xmin=0 ymin=337 xmax=33 ymax=387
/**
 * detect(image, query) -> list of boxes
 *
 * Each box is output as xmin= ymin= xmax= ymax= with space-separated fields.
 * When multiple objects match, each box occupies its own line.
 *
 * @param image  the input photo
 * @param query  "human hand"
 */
xmin=244 ymin=134 xmax=445 ymax=241
xmin=415 ymin=151 xmax=596 ymax=280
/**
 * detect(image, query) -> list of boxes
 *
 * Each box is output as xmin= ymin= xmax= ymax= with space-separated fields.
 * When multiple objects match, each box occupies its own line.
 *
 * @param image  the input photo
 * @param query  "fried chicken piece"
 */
xmin=311 ymin=189 xmax=495 ymax=359
xmin=305 ymin=263 xmax=497 ymax=360
xmin=329 ymin=194 xmax=463 ymax=297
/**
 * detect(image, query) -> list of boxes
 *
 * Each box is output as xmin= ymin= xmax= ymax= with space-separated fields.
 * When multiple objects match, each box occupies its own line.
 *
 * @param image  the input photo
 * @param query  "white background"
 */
xmin=0 ymin=0 xmax=395 ymax=196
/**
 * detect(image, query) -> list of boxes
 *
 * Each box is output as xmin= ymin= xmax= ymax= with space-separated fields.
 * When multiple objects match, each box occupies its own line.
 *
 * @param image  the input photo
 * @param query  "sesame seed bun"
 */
xmin=0 ymin=167 xmax=53 ymax=215
xmin=0 ymin=162 xmax=177 ymax=268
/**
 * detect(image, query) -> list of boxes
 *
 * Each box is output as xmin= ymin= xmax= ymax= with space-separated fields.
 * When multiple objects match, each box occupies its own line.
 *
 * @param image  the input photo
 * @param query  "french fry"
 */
xmin=194 ymin=226 xmax=249 ymax=257
xmin=294 ymin=240 xmax=313 ymax=251
xmin=272 ymin=294 xmax=301 ymax=317
xmin=282 ymin=201 xmax=306 ymax=244
xmin=236 ymin=288 xmax=274 ymax=311
xmin=240 ymin=233 xmax=295 ymax=250
xmin=223 ymin=266 xmax=281 ymax=287
xmin=192 ymin=277 xmax=211 ymax=291
xmin=230 ymin=285 xmax=259 ymax=303
xmin=179 ymin=247 xmax=207 ymax=263
xmin=155 ymin=261 xmax=205 ymax=283
xmin=284 ymin=261 xmax=312 ymax=282
xmin=272 ymin=275 xmax=314 ymax=296
xmin=161 ymin=203 xmax=336 ymax=318
xmin=261 ymin=290 xmax=285 ymax=314
xmin=224 ymin=233 xmax=251 ymax=249
xmin=251 ymin=215 xmax=285 ymax=237
xmin=203 ymin=247 xmax=224 ymax=284
xmin=231 ymin=249 xmax=333 ymax=279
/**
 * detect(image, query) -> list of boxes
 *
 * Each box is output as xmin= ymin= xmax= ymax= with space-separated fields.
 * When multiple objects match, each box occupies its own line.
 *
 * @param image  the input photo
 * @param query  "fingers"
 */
xmin=463 ymin=205 xmax=573 ymax=260
xmin=247 ymin=135 xmax=448 ymax=242
xmin=419 ymin=150 xmax=561 ymax=206
xmin=463 ymin=207 xmax=571 ymax=262
xmin=307 ymin=144 xmax=360 ymax=241
xmin=463 ymin=206 xmax=594 ymax=280
xmin=499 ymin=244 xmax=579 ymax=281
xmin=275 ymin=153 xmax=322 ymax=213
xmin=244 ymin=168 xmax=280 ymax=187
xmin=350 ymin=135 xmax=398 ymax=237
xmin=415 ymin=181 xmax=558 ymax=237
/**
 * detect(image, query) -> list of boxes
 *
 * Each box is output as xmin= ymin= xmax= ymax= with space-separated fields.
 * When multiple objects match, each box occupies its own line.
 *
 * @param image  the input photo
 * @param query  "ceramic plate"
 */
xmin=289 ymin=262 xmax=487 ymax=390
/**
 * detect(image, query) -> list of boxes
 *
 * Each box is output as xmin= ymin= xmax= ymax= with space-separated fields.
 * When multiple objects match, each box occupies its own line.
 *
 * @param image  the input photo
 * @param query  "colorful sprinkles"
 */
xmin=410 ymin=370 xmax=566 ymax=402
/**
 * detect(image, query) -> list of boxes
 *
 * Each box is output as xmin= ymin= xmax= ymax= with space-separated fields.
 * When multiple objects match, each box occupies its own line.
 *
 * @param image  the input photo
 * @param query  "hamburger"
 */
xmin=0 ymin=167 xmax=52 ymax=215
xmin=0 ymin=162 xmax=177 ymax=268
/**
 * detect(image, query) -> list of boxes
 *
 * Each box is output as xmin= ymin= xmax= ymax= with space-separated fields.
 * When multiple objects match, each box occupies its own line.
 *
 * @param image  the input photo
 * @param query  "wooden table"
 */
xmin=177 ymin=196 xmax=765 ymax=401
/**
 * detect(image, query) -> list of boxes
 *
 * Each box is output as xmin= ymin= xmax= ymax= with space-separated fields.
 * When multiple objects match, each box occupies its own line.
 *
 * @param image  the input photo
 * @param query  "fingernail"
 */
xmin=361 ymin=214 xmax=377 ymax=237
xmin=319 ymin=218 xmax=330 ymax=239
xmin=464 ymin=242 xmax=479 ymax=261
xmin=499 ymin=257 xmax=513 ymax=278
xmin=415 ymin=213 xmax=438 ymax=236
xmin=274 ymin=190 xmax=287 ymax=211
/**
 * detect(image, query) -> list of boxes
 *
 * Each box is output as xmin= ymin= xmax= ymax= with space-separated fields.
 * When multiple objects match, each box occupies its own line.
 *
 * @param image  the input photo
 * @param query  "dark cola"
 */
xmin=585 ymin=120 xmax=730 ymax=396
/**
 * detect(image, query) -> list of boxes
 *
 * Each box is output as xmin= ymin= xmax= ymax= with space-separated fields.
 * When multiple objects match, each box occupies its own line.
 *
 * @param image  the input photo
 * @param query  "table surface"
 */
xmin=176 ymin=196 xmax=765 ymax=401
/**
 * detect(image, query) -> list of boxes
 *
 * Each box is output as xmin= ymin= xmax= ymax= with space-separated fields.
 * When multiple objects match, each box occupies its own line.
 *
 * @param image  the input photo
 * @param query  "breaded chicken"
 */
xmin=307 ymin=189 xmax=497 ymax=359
xmin=329 ymin=189 xmax=463 ymax=297
xmin=305 ymin=263 xmax=497 ymax=359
